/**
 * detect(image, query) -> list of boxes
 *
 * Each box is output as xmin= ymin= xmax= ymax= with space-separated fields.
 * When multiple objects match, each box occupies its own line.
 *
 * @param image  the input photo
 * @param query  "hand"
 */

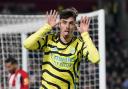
xmin=78 ymin=16 xmax=90 ymax=33
xmin=46 ymin=10 xmax=58 ymax=27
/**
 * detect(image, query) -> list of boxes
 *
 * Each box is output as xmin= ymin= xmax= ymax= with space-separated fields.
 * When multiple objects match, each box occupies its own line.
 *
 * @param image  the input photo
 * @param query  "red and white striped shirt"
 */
xmin=8 ymin=69 xmax=29 ymax=89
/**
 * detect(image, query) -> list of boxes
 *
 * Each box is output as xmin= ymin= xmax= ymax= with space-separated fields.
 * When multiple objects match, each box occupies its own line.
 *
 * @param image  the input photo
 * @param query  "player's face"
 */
xmin=5 ymin=63 xmax=16 ymax=73
xmin=59 ymin=17 xmax=76 ymax=37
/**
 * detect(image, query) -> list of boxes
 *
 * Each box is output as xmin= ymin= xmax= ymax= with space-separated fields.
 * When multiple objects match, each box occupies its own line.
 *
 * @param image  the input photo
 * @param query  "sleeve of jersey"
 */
xmin=21 ymin=71 xmax=29 ymax=89
xmin=23 ymin=23 xmax=52 ymax=50
xmin=81 ymin=32 xmax=100 ymax=63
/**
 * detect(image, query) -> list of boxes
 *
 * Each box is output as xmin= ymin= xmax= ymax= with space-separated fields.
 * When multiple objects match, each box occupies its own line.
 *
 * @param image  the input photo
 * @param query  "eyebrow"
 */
xmin=61 ymin=19 xmax=75 ymax=23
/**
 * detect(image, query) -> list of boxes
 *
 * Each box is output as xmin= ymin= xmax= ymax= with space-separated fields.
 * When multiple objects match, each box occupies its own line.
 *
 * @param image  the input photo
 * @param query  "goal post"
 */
xmin=77 ymin=9 xmax=106 ymax=89
xmin=98 ymin=10 xmax=106 ymax=89
xmin=0 ymin=9 xmax=106 ymax=89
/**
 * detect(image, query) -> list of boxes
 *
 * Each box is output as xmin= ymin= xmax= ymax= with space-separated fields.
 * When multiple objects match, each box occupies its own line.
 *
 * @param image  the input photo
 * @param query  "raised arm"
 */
xmin=78 ymin=16 xmax=100 ymax=63
xmin=23 ymin=10 xmax=58 ymax=50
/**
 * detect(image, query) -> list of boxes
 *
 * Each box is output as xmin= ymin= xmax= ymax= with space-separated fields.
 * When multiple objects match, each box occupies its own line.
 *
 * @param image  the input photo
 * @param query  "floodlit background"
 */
xmin=0 ymin=0 xmax=128 ymax=89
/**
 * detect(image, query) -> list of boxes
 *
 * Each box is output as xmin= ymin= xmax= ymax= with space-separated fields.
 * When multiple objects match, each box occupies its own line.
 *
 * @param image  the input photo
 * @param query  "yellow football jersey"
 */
xmin=23 ymin=23 xmax=100 ymax=89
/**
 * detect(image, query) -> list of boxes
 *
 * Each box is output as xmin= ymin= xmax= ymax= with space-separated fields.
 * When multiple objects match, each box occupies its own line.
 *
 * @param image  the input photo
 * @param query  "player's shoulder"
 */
xmin=47 ymin=32 xmax=57 ymax=37
xmin=47 ymin=32 xmax=59 ymax=41
xmin=47 ymin=33 xmax=54 ymax=37
xmin=75 ymin=36 xmax=84 ymax=43
xmin=18 ymin=69 xmax=28 ymax=77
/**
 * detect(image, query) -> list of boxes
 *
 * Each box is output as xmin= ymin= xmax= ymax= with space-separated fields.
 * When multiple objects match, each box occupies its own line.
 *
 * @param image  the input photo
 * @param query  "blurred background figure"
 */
xmin=5 ymin=56 xmax=29 ymax=89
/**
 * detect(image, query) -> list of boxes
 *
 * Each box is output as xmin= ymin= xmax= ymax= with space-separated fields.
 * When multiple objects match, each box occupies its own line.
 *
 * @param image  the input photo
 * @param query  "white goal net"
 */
xmin=0 ymin=9 xmax=106 ymax=89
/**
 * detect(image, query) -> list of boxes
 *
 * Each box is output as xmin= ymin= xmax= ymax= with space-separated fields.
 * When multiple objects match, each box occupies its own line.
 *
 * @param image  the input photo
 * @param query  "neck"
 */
xmin=60 ymin=34 xmax=73 ymax=44
xmin=15 ymin=67 xmax=19 ymax=73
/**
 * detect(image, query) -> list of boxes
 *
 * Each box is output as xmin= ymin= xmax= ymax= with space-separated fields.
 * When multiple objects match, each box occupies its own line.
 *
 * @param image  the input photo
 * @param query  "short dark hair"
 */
xmin=5 ymin=56 xmax=18 ymax=64
xmin=59 ymin=7 xmax=78 ymax=20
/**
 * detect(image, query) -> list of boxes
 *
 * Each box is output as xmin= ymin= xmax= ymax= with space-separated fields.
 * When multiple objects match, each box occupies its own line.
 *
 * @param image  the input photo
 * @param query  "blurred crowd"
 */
xmin=106 ymin=24 xmax=128 ymax=89
xmin=105 ymin=1 xmax=128 ymax=89
xmin=0 ymin=1 xmax=128 ymax=89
